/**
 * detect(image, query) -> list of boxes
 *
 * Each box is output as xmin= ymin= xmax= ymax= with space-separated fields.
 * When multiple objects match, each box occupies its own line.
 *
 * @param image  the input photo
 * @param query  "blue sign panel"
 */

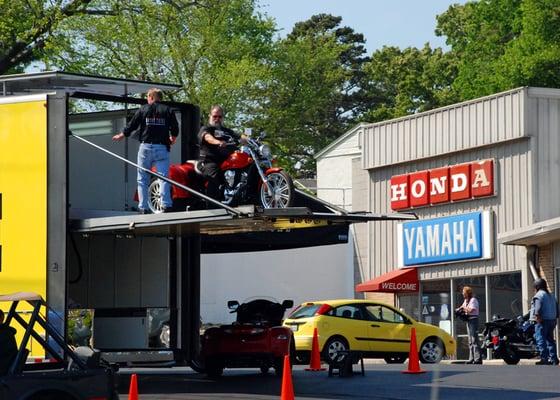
xmin=401 ymin=212 xmax=483 ymax=266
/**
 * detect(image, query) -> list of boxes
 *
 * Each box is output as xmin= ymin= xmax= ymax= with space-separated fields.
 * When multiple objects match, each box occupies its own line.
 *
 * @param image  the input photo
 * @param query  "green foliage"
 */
xmin=48 ymin=0 xmax=275 ymax=122
xmin=0 ymin=0 xmax=93 ymax=74
xmin=362 ymin=44 xmax=458 ymax=122
xmin=436 ymin=0 xmax=560 ymax=99
xmin=247 ymin=14 xmax=369 ymax=176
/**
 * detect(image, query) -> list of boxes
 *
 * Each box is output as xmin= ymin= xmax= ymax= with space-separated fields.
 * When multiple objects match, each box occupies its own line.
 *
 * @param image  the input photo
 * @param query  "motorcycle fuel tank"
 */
xmin=221 ymin=151 xmax=252 ymax=170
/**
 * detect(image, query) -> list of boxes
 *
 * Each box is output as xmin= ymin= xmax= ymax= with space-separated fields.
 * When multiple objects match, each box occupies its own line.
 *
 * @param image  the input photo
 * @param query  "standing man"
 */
xmin=530 ymin=278 xmax=559 ymax=365
xmin=456 ymin=286 xmax=483 ymax=364
xmin=197 ymin=105 xmax=241 ymax=200
xmin=113 ymin=88 xmax=179 ymax=214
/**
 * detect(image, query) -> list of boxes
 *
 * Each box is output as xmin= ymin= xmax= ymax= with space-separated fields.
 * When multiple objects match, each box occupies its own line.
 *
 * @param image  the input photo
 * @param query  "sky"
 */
xmin=260 ymin=0 xmax=468 ymax=53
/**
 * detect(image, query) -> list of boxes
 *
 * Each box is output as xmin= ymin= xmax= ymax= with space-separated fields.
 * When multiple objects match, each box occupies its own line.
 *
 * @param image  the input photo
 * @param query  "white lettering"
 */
xmin=415 ymin=227 xmax=425 ymax=258
xmin=381 ymin=282 xmax=417 ymax=291
xmin=391 ymin=183 xmax=408 ymax=201
xmin=453 ymin=221 xmax=465 ymax=254
xmin=426 ymin=225 xmax=439 ymax=257
xmin=472 ymin=167 xmax=490 ymax=188
xmin=451 ymin=173 xmax=467 ymax=192
xmin=411 ymin=179 xmax=426 ymax=199
xmin=430 ymin=176 xmax=447 ymax=195
xmin=404 ymin=227 xmax=415 ymax=257
xmin=441 ymin=224 xmax=452 ymax=256
xmin=466 ymin=220 xmax=478 ymax=252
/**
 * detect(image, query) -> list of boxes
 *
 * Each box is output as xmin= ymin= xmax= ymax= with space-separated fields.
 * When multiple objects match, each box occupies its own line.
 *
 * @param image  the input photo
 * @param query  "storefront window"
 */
xmin=454 ymin=276 xmax=486 ymax=359
xmin=489 ymin=273 xmax=522 ymax=319
xmin=397 ymin=293 xmax=420 ymax=321
xmin=420 ymin=280 xmax=451 ymax=334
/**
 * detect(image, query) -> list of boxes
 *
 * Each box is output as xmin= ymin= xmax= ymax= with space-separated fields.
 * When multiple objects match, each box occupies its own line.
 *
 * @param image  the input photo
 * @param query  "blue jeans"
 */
xmin=466 ymin=317 xmax=482 ymax=362
xmin=534 ymin=319 xmax=558 ymax=362
xmin=137 ymin=144 xmax=171 ymax=211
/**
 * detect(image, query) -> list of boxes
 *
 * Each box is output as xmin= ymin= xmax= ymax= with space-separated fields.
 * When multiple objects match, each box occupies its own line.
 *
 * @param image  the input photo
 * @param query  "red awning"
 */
xmin=355 ymin=268 xmax=419 ymax=293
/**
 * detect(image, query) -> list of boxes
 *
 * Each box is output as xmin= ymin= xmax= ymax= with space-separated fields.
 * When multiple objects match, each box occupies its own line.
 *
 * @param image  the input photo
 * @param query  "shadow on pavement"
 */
xmin=117 ymin=365 xmax=560 ymax=400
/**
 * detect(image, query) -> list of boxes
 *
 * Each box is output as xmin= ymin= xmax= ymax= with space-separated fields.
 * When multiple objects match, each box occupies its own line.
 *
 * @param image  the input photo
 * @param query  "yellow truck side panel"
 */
xmin=0 ymin=99 xmax=48 ymax=354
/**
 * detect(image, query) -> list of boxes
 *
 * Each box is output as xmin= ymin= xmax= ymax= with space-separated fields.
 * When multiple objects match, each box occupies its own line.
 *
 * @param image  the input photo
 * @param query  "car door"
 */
xmin=364 ymin=304 xmax=412 ymax=353
xmin=324 ymin=304 xmax=370 ymax=351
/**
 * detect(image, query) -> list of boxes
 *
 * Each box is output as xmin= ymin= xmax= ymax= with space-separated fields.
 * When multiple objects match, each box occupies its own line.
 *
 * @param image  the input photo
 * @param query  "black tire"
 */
xmin=419 ymin=338 xmax=444 ymax=364
xmin=502 ymin=349 xmax=521 ymax=365
xmin=205 ymin=358 xmax=223 ymax=378
xmin=384 ymin=354 xmax=407 ymax=364
xmin=322 ymin=336 xmax=349 ymax=365
xmin=259 ymin=171 xmax=294 ymax=208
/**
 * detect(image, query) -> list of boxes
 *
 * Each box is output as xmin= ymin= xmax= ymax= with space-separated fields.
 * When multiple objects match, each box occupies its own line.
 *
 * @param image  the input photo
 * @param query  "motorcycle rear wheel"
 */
xmin=502 ymin=350 xmax=521 ymax=365
xmin=148 ymin=178 xmax=165 ymax=213
xmin=260 ymin=171 xmax=294 ymax=208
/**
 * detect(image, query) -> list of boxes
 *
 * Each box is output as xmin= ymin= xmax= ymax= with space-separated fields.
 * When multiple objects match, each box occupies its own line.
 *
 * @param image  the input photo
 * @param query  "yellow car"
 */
xmin=284 ymin=299 xmax=456 ymax=364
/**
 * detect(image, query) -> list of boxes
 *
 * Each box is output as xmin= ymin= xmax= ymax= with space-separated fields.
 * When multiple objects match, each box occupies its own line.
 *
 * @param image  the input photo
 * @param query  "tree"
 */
xmin=47 ymin=0 xmax=276 ymax=121
xmin=361 ymin=44 xmax=458 ymax=122
xmin=247 ymin=14 xmax=369 ymax=176
xmin=0 ymin=0 xmax=94 ymax=74
xmin=434 ymin=0 xmax=560 ymax=99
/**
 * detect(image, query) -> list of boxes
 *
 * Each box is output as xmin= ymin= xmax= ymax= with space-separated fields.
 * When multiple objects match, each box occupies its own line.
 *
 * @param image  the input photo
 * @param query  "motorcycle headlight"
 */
xmin=259 ymin=144 xmax=271 ymax=158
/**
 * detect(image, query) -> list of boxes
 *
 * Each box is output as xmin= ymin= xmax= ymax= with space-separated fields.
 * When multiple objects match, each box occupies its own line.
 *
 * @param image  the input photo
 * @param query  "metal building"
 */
xmin=317 ymin=87 xmax=560 ymax=359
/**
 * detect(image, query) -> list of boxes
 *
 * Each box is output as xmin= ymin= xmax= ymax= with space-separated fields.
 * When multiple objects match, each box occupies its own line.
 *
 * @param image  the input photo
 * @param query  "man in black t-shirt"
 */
xmin=113 ymin=88 xmax=179 ymax=213
xmin=0 ymin=310 xmax=18 ymax=375
xmin=197 ymin=105 xmax=241 ymax=200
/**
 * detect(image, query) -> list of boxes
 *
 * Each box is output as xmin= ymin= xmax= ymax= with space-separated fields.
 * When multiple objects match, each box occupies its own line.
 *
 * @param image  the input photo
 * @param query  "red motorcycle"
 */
xmin=147 ymin=132 xmax=294 ymax=213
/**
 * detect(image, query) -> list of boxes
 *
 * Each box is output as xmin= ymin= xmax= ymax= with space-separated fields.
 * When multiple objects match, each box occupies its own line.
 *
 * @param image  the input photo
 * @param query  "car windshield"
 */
xmin=287 ymin=304 xmax=322 ymax=319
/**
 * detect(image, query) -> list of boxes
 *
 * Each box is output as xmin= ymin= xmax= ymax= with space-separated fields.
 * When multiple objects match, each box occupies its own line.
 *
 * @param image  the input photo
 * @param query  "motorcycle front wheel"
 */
xmin=259 ymin=171 xmax=294 ymax=208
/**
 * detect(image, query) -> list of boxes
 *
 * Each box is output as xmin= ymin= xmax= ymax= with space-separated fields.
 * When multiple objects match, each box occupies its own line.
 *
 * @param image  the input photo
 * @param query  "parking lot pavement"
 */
xmin=118 ymin=363 xmax=560 ymax=400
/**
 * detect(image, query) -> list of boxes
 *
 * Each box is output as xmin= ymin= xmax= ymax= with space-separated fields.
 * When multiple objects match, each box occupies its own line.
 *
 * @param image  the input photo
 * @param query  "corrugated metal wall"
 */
xmin=527 ymin=88 xmax=560 ymax=223
xmin=362 ymin=88 xmax=527 ymax=169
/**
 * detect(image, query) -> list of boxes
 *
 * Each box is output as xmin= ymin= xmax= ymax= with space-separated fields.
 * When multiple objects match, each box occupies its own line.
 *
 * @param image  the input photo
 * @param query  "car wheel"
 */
xmin=273 ymin=356 xmax=290 ymax=377
xmin=148 ymin=178 xmax=164 ymax=214
xmin=205 ymin=358 xmax=223 ymax=378
xmin=419 ymin=338 xmax=444 ymax=364
xmin=322 ymin=336 xmax=349 ymax=365
xmin=384 ymin=354 xmax=407 ymax=364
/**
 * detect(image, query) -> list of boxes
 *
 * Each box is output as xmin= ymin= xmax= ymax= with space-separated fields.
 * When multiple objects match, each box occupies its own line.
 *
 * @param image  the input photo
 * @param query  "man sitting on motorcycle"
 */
xmin=198 ymin=105 xmax=244 ymax=201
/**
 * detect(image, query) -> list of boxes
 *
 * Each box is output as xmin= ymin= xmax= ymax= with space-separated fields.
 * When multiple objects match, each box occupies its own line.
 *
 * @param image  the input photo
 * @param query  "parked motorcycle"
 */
xmin=148 ymin=131 xmax=294 ymax=213
xmin=482 ymin=314 xmax=539 ymax=364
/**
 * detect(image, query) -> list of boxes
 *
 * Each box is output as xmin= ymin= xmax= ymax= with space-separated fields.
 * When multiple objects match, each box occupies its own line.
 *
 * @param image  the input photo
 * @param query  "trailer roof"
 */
xmin=0 ymin=71 xmax=181 ymax=97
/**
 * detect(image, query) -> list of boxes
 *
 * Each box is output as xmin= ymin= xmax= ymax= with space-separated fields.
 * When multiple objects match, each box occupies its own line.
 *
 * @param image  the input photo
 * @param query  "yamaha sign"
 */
xmin=397 ymin=211 xmax=493 ymax=267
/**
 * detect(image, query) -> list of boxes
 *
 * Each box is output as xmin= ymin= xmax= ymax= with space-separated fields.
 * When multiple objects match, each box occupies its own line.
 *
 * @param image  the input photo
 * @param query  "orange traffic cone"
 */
xmin=305 ymin=327 xmax=326 ymax=371
xmin=280 ymin=355 xmax=295 ymax=400
xmin=402 ymin=327 xmax=426 ymax=374
xmin=128 ymin=373 xmax=139 ymax=400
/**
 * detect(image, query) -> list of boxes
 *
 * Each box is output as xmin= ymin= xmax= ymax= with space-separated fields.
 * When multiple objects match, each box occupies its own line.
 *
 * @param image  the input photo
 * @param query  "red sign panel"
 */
xmin=390 ymin=159 xmax=495 ymax=210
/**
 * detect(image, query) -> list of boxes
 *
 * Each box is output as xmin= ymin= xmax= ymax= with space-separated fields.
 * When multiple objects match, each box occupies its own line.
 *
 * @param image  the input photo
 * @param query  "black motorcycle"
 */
xmin=482 ymin=314 xmax=539 ymax=364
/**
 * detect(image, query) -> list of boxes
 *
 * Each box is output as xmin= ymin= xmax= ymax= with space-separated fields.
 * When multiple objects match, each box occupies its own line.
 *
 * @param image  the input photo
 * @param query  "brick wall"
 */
xmin=538 ymin=244 xmax=555 ymax=290
xmin=364 ymin=292 xmax=395 ymax=306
